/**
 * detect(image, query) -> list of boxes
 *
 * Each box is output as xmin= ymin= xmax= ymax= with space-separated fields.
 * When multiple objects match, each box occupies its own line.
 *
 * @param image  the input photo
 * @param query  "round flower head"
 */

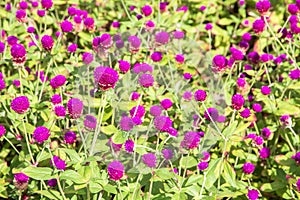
xmin=194 ymin=90 xmax=207 ymax=102
xmin=205 ymin=23 xmax=213 ymax=30
xmin=94 ymin=66 xmax=119 ymax=90
xmin=175 ymin=54 xmax=185 ymax=64
xmin=19 ymin=1 xmax=28 ymax=9
xmin=256 ymin=0 xmax=271 ymax=15
xmin=61 ymin=20 xmax=73 ymax=32
xmin=150 ymin=105 xmax=162 ymax=117
xmin=124 ymin=139 xmax=134 ymax=153
xmin=292 ymin=152 xmax=300 ymax=164
xmin=155 ymin=31 xmax=169 ymax=45
xmin=83 ymin=115 xmax=97 ymax=130
xmin=107 ymin=138 xmax=122 ymax=152
xmin=201 ymin=151 xmax=211 ymax=162
xmin=154 ymin=116 xmax=172 ymax=132
xmin=0 ymin=125 xmax=6 ymax=138
xmin=118 ymin=60 xmax=130 ymax=73
xmin=10 ymin=44 xmax=27 ymax=65
xmin=183 ymin=73 xmax=192 ymax=80
xmin=50 ymin=75 xmax=66 ymax=89
xmin=14 ymin=173 xmax=29 ymax=183
xmin=107 ymin=161 xmax=124 ymax=181
xmin=0 ymin=42 xmax=5 ymax=53
xmin=54 ymin=105 xmax=66 ymax=118
xmin=204 ymin=107 xmax=219 ymax=122
xmin=252 ymin=19 xmax=265 ymax=34
xmin=183 ymin=91 xmax=193 ymax=101
xmin=259 ymin=147 xmax=270 ymax=159
xmin=41 ymin=35 xmax=54 ymax=51
xmin=280 ymin=114 xmax=292 ymax=127
xmin=142 ymin=153 xmax=157 ymax=168
xmin=64 ymin=131 xmax=76 ymax=144
xmin=248 ymin=51 xmax=260 ymax=64
xmin=115 ymin=40 xmax=124 ymax=49
xmin=297 ymin=179 xmax=300 ymax=191
xmin=41 ymin=0 xmax=53 ymax=9
xmin=84 ymin=17 xmax=95 ymax=30
xmin=161 ymin=98 xmax=173 ymax=110
xmin=120 ymin=116 xmax=134 ymax=131
xmin=68 ymin=7 xmax=76 ymax=16
xmin=112 ymin=21 xmax=120 ymax=28
xmin=139 ymin=74 xmax=154 ymax=88
xmin=212 ymin=55 xmax=227 ymax=73
xmin=151 ymin=51 xmax=163 ymax=62
xmin=230 ymin=47 xmax=244 ymax=61
xmin=47 ymin=179 xmax=57 ymax=187
xmin=162 ymin=149 xmax=173 ymax=160
xmin=261 ymin=127 xmax=271 ymax=138
xmin=82 ymin=52 xmax=94 ymax=65
xmin=0 ymin=79 xmax=6 ymax=91
xmin=255 ymin=136 xmax=264 ymax=145
xmin=173 ymin=30 xmax=185 ymax=39
xmin=131 ymin=91 xmax=140 ymax=101
xmin=51 ymin=156 xmax=66 ymax=170
xmin=68 ymin=43 xmax=77 ymax=53
xmin=237 ymin=78 xmax=246 ymax=87
xmin=5 ymin=3 xmax=11 ymax=11
xmin=16 ymin=9 xmax=27 ymax=22
xmin=198 ymin=162 xmax=209 ymax=171
xmin=141 ymin=5 xmax=152 ymax=16
xmin=11 ymin=96 xmax=30 ymax=114
xmin=247 ymin=189 xmax=259 ymax=200
xmin=289 ymin=69 xmax=300 ymax=80
xmin=289 ymin=4 xmax=299 ymax=15
xmin=240 ymin=108 xmax=251 ymax=118
xmin=252 ymin=103 xmax=262 ymax=113
xmin=261 ymin=86 xmax=271 ymax=95
xmin=242 ymin=162 xmax=255 ymax=174
xmin=180 ymin=131 xmax=201 ymax=149
xmin=67 ymin=98 xmax=84 ymax=119
xmin=37 ymin=10 xmax=46 ymax=17
xmin=74 ymin=15 xmax=82 ymax=24
xmin=27 ymin=26 xmax=35 ymax=33
xmin=231 ymin=94 xmax=244 ymax=110
xmin=51 ymin=94 xmax=62 ymax=105
xmin=33 ymin=126 xmax=50 ymax=144
xmin=128 ymin=35 xmax=141 ymax=53
xmin=129 ymin=105 xmax=145 ymax=118
xmin=145 ymin=20 xmax=155 ymax=30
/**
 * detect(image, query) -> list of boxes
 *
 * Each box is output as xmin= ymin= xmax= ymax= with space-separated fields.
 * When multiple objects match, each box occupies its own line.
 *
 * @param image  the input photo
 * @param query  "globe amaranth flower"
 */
xmin=142 ymin=153 xmax=157 ymax=168
xmin=47 ymin=178 xmax=57 ymax=187
xmin=27 ymin=26 xmax=35 ymax=33
xmin=175 ymin=54 xmax=185 ymax=64
xmin=255 ymin=136 xmax=264 ymax=145
xmin=155 ymin=31 xmax=169 ymax=45
xmin=130 ymin=105 xmax=145 ymax=118
xmin=167 ymin=127 xmax=178 ymax=137
xmin=41 ymin=35 xmax=54 ymax=51
xmin=183 ymin=73 xmax=192 ymax=79
xmin=141 ymin=5 xmax=152 ymax=16
xmin=173 ymin=30 xmax=185 ymax=39
xmin=84 ymin=17 xmax=95 ymax=30
xmin=198 ymin=162 xmax=209 ymax=171
xmin=67 ymin=98 xmax=84 ymax=119
xmin=230 ymin=47 xmax=244 ymax=61
xmin=0 ymin=42 xmax=5 ymax=53
xmin=292 ymin=152 xmax=300 ymax=164
xmin=242 ymin=162 xmax=255 ymax=174
xmin=232 ymin=94 xmax=245 ymax=110
xmin=16 ymin=9 xmax=27 ymax=22
xmin=0 ymin=125 xmax=6 ymax=138
xmin=7 ymin=36 xmax=18 ymax=46
xmin=50 ymin=75 xmax=66 ymax=89
xmin=120 ymin=116 xmax=135 ymax=131
xmin=289 ymin=69 xmax=300 ymax=80
xmin=51 ymin=156 xmax=66 ymax=170
xmin=124 ymin=139 xmax=134 ymax=153
xmin=112 ymin=21 xmax=120 ymax=28
xmin=154 ymin=116 xmax=172 ymax=132
xmin=10 ymin=44 xmax=27 ymax=65
xmin=107 ymin=161 xmax=124 ymax=181
xmin=201 ymin=151 xmax=211 ymax=162
xmin=161 ymin=98 xmax=173 ymax=110
xmin=64 ymin=131 xmax=76 ymax=144
xmin=11 ymin=96 xmax=30 ymax=114
xmin=183 ymin=91 xmax=193 ymax=101
xmin=194 ymin=90 xmax=207 ymax=102
xmin=297 ymin=178 xmax=300 ymax=191
xmin=54 ymin=105 xmax=66 ymax=118
xmin=259 ymin=147 xmax=270 ymax=159
xmin=0 ymin=79 xmax=6 ymax=91
xmin=41 ymin=0 xmax=53 ymax=9
xmin=150 ymin=105 xmax=162 ymax=117
xmin=145 ymin=20 xmax=155 ymax=31
xmin=261 ymin=85 xmax=271 ymax=95
xmin=162 ymin=149 xmax=173 ymax=160
xmin=115 ymin=40 xmax=124 ymax=49
xmin=212 ymin=55 xmax=227 ymax=73
xmin=204 ymin=107 xmax=219 ymax=122
xmin=61 ymin=20 xmax=73 ymax=32
xmin=261 ymin=127 xmax=271 ymax=138
xmin=68 ymin=7 xmax=76 ymax=16
xmin=94 ymin=66 xmax=119 ymax=90
xmin=280 ymin=114 xmax=292 ymax=127
xmin=256 ymin=0 xmax=271 ymax=15
xmin=118 ymin=60 xmax=130 ymax=73
xmin=51 ymin=94 xmax=62 ymax=105
xmin=247 ymin=189 xmax=259 ymax=200
xmin=82 ymin=52 xmax=94 ymax=65
xmin=33 ymin=126 xmax=50 ymax=144
xmin=84 ymin=115 xmax=97 ymax=130
xmin=37 ymin=10 xmax=46 ymax=17
xmin=180 ymin=131 xmax=201 ymax=149
xmin=237 ymin=78 xmax=246 ymax=88
xmin=151 ymin=51 xmax=163 ymax=62
xmin=107 ymin=138 xmax=122 ymax=152
xmin=67 ymin=43 xmax=77 ymax=53
xmin=19 ymin=1 xmax=28 ymax=10
xmin=205 ymin=23 xmax=213 ymax=30
xmin=252 ymin=19 xmax=265 ymax=34
xmin=133 ymin=63 xmax=153 ymax=74
xmin=252 ymin=103 xmax=262 ymax=113
xmin=131 ymin=91 xmax=140 ymax=101
xmin=128 ymin=35 xmax=141 ymax=53
xmin=14 ymin=172 xmax=29 ymax=184
xmin=5 ymin=3 xmax=11 ymax=11
xmin=139 ymin=74 xmax=154 ymax=88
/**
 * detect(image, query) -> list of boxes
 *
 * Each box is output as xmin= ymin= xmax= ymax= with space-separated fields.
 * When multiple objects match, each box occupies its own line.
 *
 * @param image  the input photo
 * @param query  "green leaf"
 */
xmin=62 ymin=148 xmax=81 ymax=163
xmin=60 ymin=170 xmax=88 ymax=184
xmin=18 ymin=123 xmax=35 ymax=134
xmin=112 ymin=131 xmax=127 ymax=144
xmin=23 ymin=167 xmax=53 ymax=180
xmin=156 ymin=168 xmax=173 ymax=180
xmin=260 ymin=181 xmax=286 ymax=192
xmin=89 ymin=180 xmax=102 ymax=193
xmin=180 ymin=156 xmax=198 ymax=168
xmin=103 ymin=184 xmax=117 ymax=194
xmin=222 ymin=161 xmax=237 ymax=188
xmin=102 ymin=125 xmax=119 ymax=135
xmin=223 ymin=121 xmax=238 ymax=137
xmin=205 ymin=158 xmax=222 ymax=189
xmin=218 ymin=18 xmax=233 ymax=25
xmin=35 ymin=190 xmax=62 ymax=200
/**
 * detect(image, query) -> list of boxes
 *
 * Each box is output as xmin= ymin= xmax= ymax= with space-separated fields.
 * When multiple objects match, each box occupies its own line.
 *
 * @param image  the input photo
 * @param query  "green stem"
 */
xmin=199 ymin=172 xmax=207 ymax=199
xmin=18 ymin=67 xmax=23 ymax=95
xmin=56 ymin=175 xmax=67 ymax=200
xmin=3 ymin=136 xmax=31 ymax=164
xmin=22 ymin=120 xmax=35 ymax=164
xmin=148 ymin=173 xmax=154 ymax=200
xmin=38 ymin=59 xmax=53 ymax=103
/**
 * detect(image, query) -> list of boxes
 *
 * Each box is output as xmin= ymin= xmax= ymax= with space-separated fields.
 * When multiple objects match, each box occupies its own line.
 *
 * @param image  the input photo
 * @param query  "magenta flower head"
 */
xmin=68 ymin=7 xmax=76 ymax=16
xmin=141 ymin=5 xmax=152 ymax=16
xmin=162 ymin=149 xmax=173 ymax=160
xmin=212 ymin=55 xmax=227 ymax=73
xmin=125 ymin=139 xmax=134 ymax=153
xmin=0 ymin=79 xmax=6 ymax=91
xmin=183 ymin=91 xmax=193 ymax=101
xmin=280 ymin=114 xmax=292 ymax=127
xmin=107 ymin=161 xmax=124 ymax=181
xmin=128 ymin=35 xmax=141 ymax=53
xmin=68 ymin=43 xmax=77 ymax=53
xmin=27 ymin=26 xmax=35 ymax=33
xmin=173 ymin=30 xmax=185 ymax=39
xmin=175 ymin=54 xmax=185 ymax=64
xmin=60 ymin=20 xmax=73 ymax=33
xmin=83 ymin=115 xmax=97 ymax=130
xmin=259 ymin=147 xmax=270 ymax=159
xmin=84 ymin=17 xmax=95 ymax=30
xmin=204 ymin=107 xmax=219 ymax=122
xmin=289 ymin=69 xmax=300 ymax=80
xmin=16 ymin=9 xmax=27 ymax=23
xmin=142 ymin=153 xmax=157 ymax=168
xmin=94 ymin=66 xmax=119 ymax=90
xmin=145 ymin=20 xmax=155 ymax=31
xmin=47 ymin=179 xmax=57 ymax=187
xmin=120 ymin=116 xmax=134 ymax=131
xmin=292 ymin=152 xmax=300 ymax=164
xmin=288 ymin=4 xmax=299 ymax=15
xmin=67 ymin=98 xmax=84 ymax=119
xmin=37 ymin=10 xmax=46 ymax=17
xmin=11 ymin=96 xmax=30 ymax=114
xmin=130 ymin=105 xmax=145 ymax=118
xmin=150 ymin=105 xmax=162 ymax=117
xmin=231 ymin=94 xmax=244 ymax=110
xmin=64 ymin=131 xmax=76 ymax=144
xmin=131 ymin=91 xmax=140 ymax=101
xmin=10 ymin=44 xmax=27 ymax=66
xmin=14 ymin=172 xmax=29 ymax=190
xmin=181 ymin=131 xmax=201 ymax=149
xmin=51 ymin=156 xmax=66 ymax=170
xmin=0 ymin=42 xmax=5 ymax=53
xmin=118 ymin=60 xmax=130 ymax=73
xmin=155 ymin=31 xmax=169 ymax=45
xmin=205 ymin=23 xmax=213 ymax=31
xmin=261 ymin=127 xmax=271 ymax=138
xmin=198 ymin=162 xmax=209 ymax=171
xmin=252 ymin=19 xmax=265 ymax=34
xmin=112 ymin=21 xmax=120 ymax=28
xmin=242 ymin=162 xmax=255 ymax=174
xmin=256 ymin=0 xmax=271 ymax=15
xmin=194 ymin=90 xmax=207 ymax=102
xmin=160 ymin=98 xmax=173 ymax=110
xmin=50 ymin=75 xmax=66 ymax=89
xmin=33 ymin=126 xmax=50 ymax=144
xmin=82 ymin=52 xmax=94 ymax=65
xmin=98 ymin=33 xmax=113 ymax=49
xmin=5 ymin=3 xmax=11 ymax=11
xmin=0 ymin=125 xmax=7 ymax=138
xmin=19 ymin=1 xmax=28 ymax=9
xmin=151 ymin=51 xmax=163 ymax=62
xmin=51 ymin=94 xmax=62 ymax=105
xmin=183 ymin=73 xmax=192 ymax=79
xmin=41 ymin=35 xmax=54 ymax=51
xmin=247 ymin=189 xmax=259 ymax=200
xmin=139 ymin=74 xmax=154 ymax=88
xmin=240 ymin=108 xmax=251 ymax=118
xmin=260 ymin=85 xmax=271 ymax=95
xmin=154 ymin=116 xmax=172 ymax=132
xmin=41 ymin=0 xmax=53 ymax=9
xmin=297 ymin=178 xmax=300 ymax=191
xmin=230 ymin=47 xmax=244 ymax=61
xmin=54 ymin=105 xmax=66 ymax=118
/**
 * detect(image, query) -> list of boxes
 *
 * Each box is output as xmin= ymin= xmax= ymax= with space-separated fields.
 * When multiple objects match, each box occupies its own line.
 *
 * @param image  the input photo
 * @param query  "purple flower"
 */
xmin=129 ymin=105 xmax=145 ymax=118
xmin=175 ymin=54 xmax=185 ymax=64
xmin=16 ymin=9 xmax=27 ymax=22
xmin=64 ymin=131 xmax=76 ymax=144
xmin=297 ymin=179 xmax=300 ymax=191
xmin=60 ymin=20 xmax=73 ymax=32
xmin=0 ymin=42 xmax=5 ymax=53
xmin=68 ymin=7 xmax=76 ymax=16
xmin=237 ymin=78 xmax=246 ymax=87
xmin=51 ymin=94 xmax=62 ymax=105
xmin=173 ymin=30 xmax=185 ymax=39
xmin=145 ymin=20 xmax=155 ymax=30
xmin=280 ymin=114 xmax=292 ymax=127
xmin=242 ymin=162 xmax=255 ymax=174
xmin=212 ymin=55 xmax=227 ymax=73
xmin=5 ymin=3 xmax=11 ymax=11
xmin=27 ymin=26 xmax=35 ymax=33
xmin=120 ymin=116 xmax=134 ymax=131
xmin=54 ymin=105 xmax=66 ymax=118
xmin=125 ymin=139 xmax=134 ymax=153
xmin=51 ymin=156 xmax=66 ymax=170
xmin=115 ymin=40 xmax=124 ymax=49
xmin=183 ymin=73 xmax=192 ymax=79
xmin=37 ymin=10 xmax=46 ymax=17
xmin=230 ymin=47 xmax=244 ymax=61
xmin=68 ymin=43 xmax=77 ymax=53
xmin=83 ymin=115 xmax=97 ymax=130
xmin=150 ymin=105 xmax=162 ymax=117
xmin=19 ymin=1 xmax=28 ymax=9
xmin=256 ymin=0 xmax=271 ymax=15
xmin=14 ymin=173 xmax=29 ymax=183
xmin=160 ymin=98 xmax=173 ymax=110
xmin=11 ymin=96 xmax=30 ymax=114
xmin=48 ymin=178 xmax=57 ymax=187
xmin=128 ymin=35 xmax=141 ymax=53
xmin=67 ymin=98 xmax=84 ymax=119
xmin=167 ymin=127 xmax=178 ymax=137
xmin=82 ymin=52 xmax=94 ymax=65
xmin=0 ymin=125 xmax=6 ymax=138
xmin=255 ymin=136 xmax=264 ymax=145
xmin=50 ymin=75 xmax=66 ymax=89
xmin=41 ymin=35 xmax=54 ymax=51
xmin=205 ymin=23 xmax=213 ymax=31
xmin=180 ymin=131 xmax=201 ymax=149
xmin=141 ymin=5 xmax=152 ymax=16
xmin=118 ymin=60 xmax=130 ymax=73
xmin=154 ymin=116 xmax=172 ymax=132
xmin=201 ymin=151 xmax=211 ymax=162
xmin=155 ymin=31 xmax=169 ymax=45
xmin=292 ymin=152 xmax=300 ymax=164
xmin=139 ymin=74 xmax=154 ymax=88
xmin=261 ymin=127 xmax=271 ymax=138
xmin=231 ymin=94 xmax=245 ymax=110
xmin=94 ymin=66 xmax=119 ymax=90
xmin=247 ymin=189 xmax=259 ymax=200
xmin=84 ymin=18 xmax=95 ymax=30
xmin=162 ymin=149 xmax=173 ymax=160
xmin=41 ymin=0 xmax=53 ymax=9
xmin=204 ymin=107 xmax=219 ymax=122
xmin=252 ymin=19 xmax=265 ymax=34
xmin=261 ymin=86 xmax=271 ymax=95
xmin=194 ymin=90 xmax=207 ymax=102
xmin=183 ymin=91 xmax=193 ymax=101
xmin=197 ymin=162 xmax=209 ymax=171
xmin=107 ymin=161 xmax=124 ymax=181
xmin=131 ymin=92 xmax=140 ymax=101
xmin=0 ymin=79 xmax=6 ymax=91
xmin=151 ymin=51 xmax=163 ymax=62
xmin=240 ymin=108 xmax=251 ymax=118
xmin=289 ymin=69 xmax=300 ymax=80
xmin=107 ymin=138 xmax=123 ymax=152
xmin=252 ymin=103 xmax=262 ymax=113
xmin=259 ymin=147 xmax=270 ymax=159
xmin=142 ymin=153 xmax=157 ymax=168
xmin=33 ymin=126 xmax=50 ymax=144
xmin=10 ymin=44 xmax=27 ymax=65
xmin=200 ymin=6 xmax=206 ymax=11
